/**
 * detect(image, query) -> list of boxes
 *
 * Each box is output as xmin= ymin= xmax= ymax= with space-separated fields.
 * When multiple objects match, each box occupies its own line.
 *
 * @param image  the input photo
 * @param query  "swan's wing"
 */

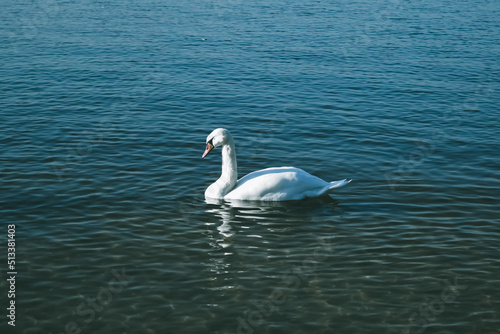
xmin=225 ymin=167 xmax=346 ymax=201
xmin=224 ymin=168 xmax=297 ymax=201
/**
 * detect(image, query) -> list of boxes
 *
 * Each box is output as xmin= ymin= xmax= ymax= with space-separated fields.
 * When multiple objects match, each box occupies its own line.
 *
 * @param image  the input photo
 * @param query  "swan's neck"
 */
xmin=221 ymin=143 xmax=237 ymax=186
xmin=209 ymin=140 xmax=237 ymax=198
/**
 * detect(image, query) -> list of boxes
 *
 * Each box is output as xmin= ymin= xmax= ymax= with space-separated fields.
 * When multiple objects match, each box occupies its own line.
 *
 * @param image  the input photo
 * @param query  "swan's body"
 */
xmin=202 ymin=128 xmax=350 ymax=201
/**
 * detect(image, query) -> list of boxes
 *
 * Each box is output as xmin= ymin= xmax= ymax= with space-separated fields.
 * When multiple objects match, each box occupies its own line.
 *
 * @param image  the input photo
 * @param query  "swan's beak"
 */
xmin=202 ymin=142 xmax=214 ymax=158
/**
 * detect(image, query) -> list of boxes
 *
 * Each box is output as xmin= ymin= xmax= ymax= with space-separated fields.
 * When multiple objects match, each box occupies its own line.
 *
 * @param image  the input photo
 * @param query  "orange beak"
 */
xmin=202 ymin=142 xmax=214 ymax=158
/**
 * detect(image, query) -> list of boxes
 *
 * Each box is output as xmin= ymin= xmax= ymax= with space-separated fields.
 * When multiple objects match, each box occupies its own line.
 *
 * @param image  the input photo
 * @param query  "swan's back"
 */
xmin=224 ymin=167 xmax=348 ymax=201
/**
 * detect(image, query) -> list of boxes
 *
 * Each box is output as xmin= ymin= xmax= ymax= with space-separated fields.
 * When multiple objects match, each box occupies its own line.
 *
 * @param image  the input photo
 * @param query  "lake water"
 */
xmin=1 ymin=0 xmax=499 ymax=333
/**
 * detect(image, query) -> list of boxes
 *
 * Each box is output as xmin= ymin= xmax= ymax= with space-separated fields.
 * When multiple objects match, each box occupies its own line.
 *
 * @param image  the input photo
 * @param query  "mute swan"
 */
xmin=202 ymin=128 xmax=350 ymax=201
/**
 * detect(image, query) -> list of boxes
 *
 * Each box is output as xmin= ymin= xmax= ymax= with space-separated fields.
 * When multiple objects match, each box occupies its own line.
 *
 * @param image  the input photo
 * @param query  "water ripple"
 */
xmin=2 ymin=0 xmax=499 ymax=333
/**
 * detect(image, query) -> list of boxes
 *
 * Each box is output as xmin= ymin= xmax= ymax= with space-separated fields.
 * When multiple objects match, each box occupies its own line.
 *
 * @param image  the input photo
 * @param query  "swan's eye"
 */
xmin=207 ymin=138 xmax=214 ymax=146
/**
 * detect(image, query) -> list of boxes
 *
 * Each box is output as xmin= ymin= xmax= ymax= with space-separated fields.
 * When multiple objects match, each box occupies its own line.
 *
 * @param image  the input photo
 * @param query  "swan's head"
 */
xmin=202 ymin=128 xmax=232 ymax=158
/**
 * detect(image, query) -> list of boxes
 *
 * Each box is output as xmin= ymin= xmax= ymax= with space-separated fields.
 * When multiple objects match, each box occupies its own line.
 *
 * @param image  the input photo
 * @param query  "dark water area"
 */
xmin=1 ymin=0 xmax=499 ymax=333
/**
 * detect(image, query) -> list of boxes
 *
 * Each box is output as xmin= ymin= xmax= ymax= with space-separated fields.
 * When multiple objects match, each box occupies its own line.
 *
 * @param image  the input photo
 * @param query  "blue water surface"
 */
xmin=1 ymin=0 xmax=499 ymax=333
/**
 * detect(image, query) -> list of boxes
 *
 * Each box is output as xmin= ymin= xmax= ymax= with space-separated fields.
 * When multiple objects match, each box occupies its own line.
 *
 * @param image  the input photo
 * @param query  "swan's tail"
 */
xmin=323 ymin=179 xmax=351 ymax=194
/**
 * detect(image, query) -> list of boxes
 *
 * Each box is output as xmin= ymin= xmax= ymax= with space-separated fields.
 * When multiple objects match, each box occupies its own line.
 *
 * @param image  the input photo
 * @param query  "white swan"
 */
xmin=202 ymin=128 xmax=350 ymax=201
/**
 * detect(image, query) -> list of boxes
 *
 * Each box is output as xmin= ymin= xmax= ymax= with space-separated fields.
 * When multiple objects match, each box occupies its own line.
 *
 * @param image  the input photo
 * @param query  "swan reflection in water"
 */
xmin=202 ymin=196 xmax=343 ymax=292
xmin=202 ymin=198 xmax=290 ymax=289
xmin=202 ymin=199 xmax=237 ymax=291
xmin=205 ymin=199 xmax=235 ymax=249
xmin=204 ymin=196 xmax=342 ymax=247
